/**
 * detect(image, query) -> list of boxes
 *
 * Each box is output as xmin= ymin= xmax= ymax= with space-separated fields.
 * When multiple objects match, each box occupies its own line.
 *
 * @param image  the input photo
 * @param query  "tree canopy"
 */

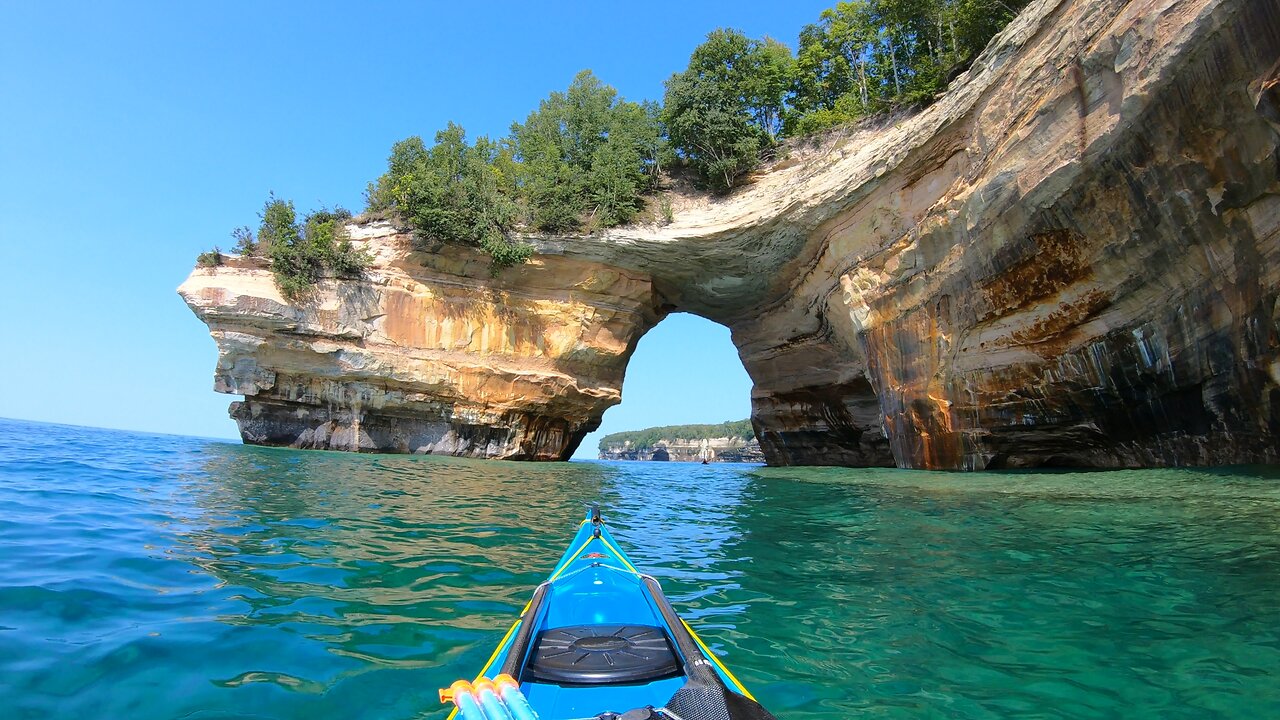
xmin=511 ymin=70 xmax=665 ymax=231
xmin=662 ymin=29 xmax=793 ymax=192
xmin=787 ymin=0 xmax=1030 ymax=134
xmin=365 ymin=71 xmax=663 ymax=272
xmin=599 ymin=419 xmax=757 ymax=451
xmin=236 ymin=0 xmax=1029 ymax=287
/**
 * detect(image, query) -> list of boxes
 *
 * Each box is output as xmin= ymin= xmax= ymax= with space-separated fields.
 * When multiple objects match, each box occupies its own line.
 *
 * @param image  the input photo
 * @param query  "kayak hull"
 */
xmin=451 ymin=508 xmax=776 ymax=720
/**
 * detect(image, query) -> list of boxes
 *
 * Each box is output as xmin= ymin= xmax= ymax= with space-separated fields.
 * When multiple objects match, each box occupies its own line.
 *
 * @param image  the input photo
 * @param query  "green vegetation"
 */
xmin=232 ymin=1 xmax=1025 ymax=283
xmin=196 ymin=247 xmax=223 ymax=268
xmin=599 ymin=419 xmax=756 ymax=452
xmin=366 ymin=71 xmax=663 ymax=273
xmin=662 ymin=30 xmax=794 ymax=192
xmin=663 ymin=0 xmax=1029 ymax=187
xmin=786 ymin=0 xmax=1030 ymax=135
xmin=366 ymin=124 xmax=530 ymax=274
xmin=658 ymin=194 xmax=674 ymax=225
xmin=362 ymin=0 xmax=1024 ymax=261
xmin=512 ymin=70 xmax=665 ymax=231
xmin=233 ymin=195 xmax=372 ymax=300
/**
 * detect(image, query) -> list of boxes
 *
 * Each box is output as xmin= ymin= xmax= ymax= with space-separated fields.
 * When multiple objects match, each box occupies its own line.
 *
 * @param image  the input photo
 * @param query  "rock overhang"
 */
xmin=182 ymin=0 xmax=1280 ymax=469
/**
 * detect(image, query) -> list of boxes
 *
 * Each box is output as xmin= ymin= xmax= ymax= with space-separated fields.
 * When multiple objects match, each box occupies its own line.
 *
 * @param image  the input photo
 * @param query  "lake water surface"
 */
xmin=1 ymin=417 xmax=1278 ymax=719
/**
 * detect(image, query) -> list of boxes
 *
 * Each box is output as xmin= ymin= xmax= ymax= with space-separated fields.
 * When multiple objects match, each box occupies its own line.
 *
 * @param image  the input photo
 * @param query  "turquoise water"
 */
xmin=2 ymin=418 xmax=1279 ymax=719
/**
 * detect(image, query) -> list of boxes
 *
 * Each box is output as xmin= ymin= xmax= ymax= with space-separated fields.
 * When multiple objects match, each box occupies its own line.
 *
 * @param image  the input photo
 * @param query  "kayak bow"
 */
xmin=444 ymin=507 xmax=777 ymax=720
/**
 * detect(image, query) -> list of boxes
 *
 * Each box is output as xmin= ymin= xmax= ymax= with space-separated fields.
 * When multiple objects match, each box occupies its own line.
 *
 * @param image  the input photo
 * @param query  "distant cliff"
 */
xmin=598 ymin=421 xmax=764 ymax=462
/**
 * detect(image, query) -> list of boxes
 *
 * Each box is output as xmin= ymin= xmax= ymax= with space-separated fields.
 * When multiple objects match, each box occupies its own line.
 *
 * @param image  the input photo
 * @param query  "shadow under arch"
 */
xmin=587 ymin=303 xmax=894 ymax=468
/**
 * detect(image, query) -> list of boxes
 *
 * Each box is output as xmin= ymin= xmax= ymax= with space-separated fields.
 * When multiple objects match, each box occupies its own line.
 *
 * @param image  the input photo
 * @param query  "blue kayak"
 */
xmin=443 ymin=507 xmax=777 ymax=720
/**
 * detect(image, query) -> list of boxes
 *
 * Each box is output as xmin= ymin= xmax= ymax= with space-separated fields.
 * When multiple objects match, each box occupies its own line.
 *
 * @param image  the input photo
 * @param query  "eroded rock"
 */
xmin=180 ymin=233 xmax=662 ymax=459
xmin=182 ymin=0 xmax=1280 ymax=467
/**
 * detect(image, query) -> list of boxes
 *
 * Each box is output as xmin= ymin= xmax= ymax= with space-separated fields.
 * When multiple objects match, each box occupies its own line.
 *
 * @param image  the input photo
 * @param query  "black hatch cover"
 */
xmin=525 ymin=624 xmax=681 ymax=685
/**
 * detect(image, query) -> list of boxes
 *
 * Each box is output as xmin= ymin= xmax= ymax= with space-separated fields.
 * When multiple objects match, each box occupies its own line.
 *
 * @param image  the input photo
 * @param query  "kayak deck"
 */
xmin=451 ymin=507 xmax=775 ymax=720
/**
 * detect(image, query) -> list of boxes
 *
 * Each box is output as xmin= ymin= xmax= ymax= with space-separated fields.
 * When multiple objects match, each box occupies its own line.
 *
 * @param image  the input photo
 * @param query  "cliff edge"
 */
xmin=597 ymin=420 xmax=763 ymax=462
xmin=181 ymin=0 xmax=1280 ymax=468
xmin=598 ymin=438 xmax=764 ymax=463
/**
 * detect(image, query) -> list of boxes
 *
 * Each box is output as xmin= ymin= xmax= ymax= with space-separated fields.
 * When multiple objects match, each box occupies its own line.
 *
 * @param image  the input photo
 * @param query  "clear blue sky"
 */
xmin=0 ymin=1 xmax=828 ymax=454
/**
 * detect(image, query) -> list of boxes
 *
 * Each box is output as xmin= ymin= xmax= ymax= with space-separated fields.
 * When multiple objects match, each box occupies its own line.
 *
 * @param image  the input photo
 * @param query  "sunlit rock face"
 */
xmin=598 ymin=437 xmax=765 ymax=463
xmin=179 ymin=225 xmax=661 ymax=459
xmin=182 ymin=0 xmax=1280 ymax=467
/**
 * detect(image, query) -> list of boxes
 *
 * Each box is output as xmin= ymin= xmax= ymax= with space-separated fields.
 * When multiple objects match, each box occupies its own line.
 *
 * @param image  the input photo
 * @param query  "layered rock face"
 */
xmin=183 ymin=0 xmax=1280 ymax=467
xmin=598 ymin=437 xmax=765 ymax=463
xmin=179 ymin=229 xmax=660 ymax=459
xmin=751 ymin=0 xmax=1280 ymax=468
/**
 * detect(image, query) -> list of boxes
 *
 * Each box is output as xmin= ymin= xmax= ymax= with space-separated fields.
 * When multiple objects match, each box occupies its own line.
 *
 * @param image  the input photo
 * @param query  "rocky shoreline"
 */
xmin=598 ymin=437 xmax=765 ymax=463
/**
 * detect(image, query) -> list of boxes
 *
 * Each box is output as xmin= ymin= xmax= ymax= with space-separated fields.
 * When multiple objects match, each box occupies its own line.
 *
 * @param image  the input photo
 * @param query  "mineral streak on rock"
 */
xmin=182 ymin=0 xmax=1280 ymax=468
xmin=738 ymin=0 xmax=1280 ymax=469
xmin=832 ymin=0 xmax=1280 ymax=469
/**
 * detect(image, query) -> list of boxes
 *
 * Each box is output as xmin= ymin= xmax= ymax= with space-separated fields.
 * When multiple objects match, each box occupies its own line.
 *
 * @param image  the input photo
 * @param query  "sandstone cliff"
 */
xmin=179 ymin=234 xmax=658 ymax=459
xmin=182 ymin=0 xmax=1280 ymax=468
xmin=599 ymin=437 xmax=765 ymax=463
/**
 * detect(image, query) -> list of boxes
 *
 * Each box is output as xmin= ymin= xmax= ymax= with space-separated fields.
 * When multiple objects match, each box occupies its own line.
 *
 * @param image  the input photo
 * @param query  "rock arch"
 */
xmin=182 ymin=0 xmax=1280 ymax=469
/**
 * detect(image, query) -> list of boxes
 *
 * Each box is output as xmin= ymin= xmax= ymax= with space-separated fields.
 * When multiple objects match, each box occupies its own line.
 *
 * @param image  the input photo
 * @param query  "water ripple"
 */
xmin=2 ymin=419 xmax=1279 ymax=718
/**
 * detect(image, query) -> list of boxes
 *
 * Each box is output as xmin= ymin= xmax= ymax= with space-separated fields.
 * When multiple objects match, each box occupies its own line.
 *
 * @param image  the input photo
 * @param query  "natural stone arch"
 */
xmin=183 ymin=0 xmax=1280 ymax=469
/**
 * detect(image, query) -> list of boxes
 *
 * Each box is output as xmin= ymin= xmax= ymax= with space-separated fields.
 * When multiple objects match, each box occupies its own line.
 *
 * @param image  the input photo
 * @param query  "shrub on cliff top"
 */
xmin=366 ymin=124 xmax=530 ymax=275
xmin=196 ymin=247 xmax=223 ymax=268
xmin=233 ymin=194 xmax=371 ymax=301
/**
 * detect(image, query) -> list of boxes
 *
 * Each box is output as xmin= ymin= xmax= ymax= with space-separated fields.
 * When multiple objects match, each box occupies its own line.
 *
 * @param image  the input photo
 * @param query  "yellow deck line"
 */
xmin=445 ymin=615 xmax=524 ymax=720
xmin=548 ymin=535 xmax=597 ymax=582
xmin=682 ymin=619 xmax=758 ymax=702
xmin=450 ymin=521 xmax=709 ymax=720
xmin=598 ymin=536 xmax=639 ymax=574
xmin=475 ymin=618 xmax=522 ymax=679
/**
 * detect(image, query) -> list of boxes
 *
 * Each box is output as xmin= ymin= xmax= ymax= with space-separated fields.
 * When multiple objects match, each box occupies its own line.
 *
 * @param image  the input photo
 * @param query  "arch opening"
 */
xmin=575 ymin=313 xmax=755 ymax=462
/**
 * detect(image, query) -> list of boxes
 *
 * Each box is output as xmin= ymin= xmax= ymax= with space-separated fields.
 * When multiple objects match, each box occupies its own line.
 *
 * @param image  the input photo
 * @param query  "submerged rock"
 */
xmin=182 ymin=0 xmax=1280 ymax=468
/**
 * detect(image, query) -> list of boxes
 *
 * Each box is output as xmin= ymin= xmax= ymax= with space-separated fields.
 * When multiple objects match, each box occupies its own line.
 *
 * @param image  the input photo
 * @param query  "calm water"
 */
xmin=2 ymin=418 xmax=1279 ymax=719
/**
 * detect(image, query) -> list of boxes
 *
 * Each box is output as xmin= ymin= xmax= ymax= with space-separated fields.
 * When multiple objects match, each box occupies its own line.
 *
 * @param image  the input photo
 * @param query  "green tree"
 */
xmin=742 ymin=37 xmax=795 ymax=141
xmin=788 ymin=0 xmax=1029 ymax=134
xmin=367 ymin=123 xmax=529 ymax=273
xmin=590 ymin=100 xmax=665 ymax=226
xmin=662 ymin=29 xmax=794 ymax=192
xmin=257 ymin=193 xmax=300 ymax=253
xmin=948 ymin=0 xmax=1028 ymax=61
xmin=789 ymin=2 xmax=880 ymax=132
xmin=513 ymin=88 xmax=585 ymax=231
xmin=512 ymin=70 xmax=663 ymax=231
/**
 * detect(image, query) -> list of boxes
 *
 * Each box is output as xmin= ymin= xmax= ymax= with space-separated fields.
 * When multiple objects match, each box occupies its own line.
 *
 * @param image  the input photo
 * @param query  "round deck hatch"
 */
xmin=525 ymin=624 xmax=680 ymax=685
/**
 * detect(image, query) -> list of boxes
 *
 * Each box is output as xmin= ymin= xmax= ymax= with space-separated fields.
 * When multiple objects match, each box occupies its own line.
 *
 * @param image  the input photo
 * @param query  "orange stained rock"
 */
xmin=180 ymin=0 xmax=1280 ymax=467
